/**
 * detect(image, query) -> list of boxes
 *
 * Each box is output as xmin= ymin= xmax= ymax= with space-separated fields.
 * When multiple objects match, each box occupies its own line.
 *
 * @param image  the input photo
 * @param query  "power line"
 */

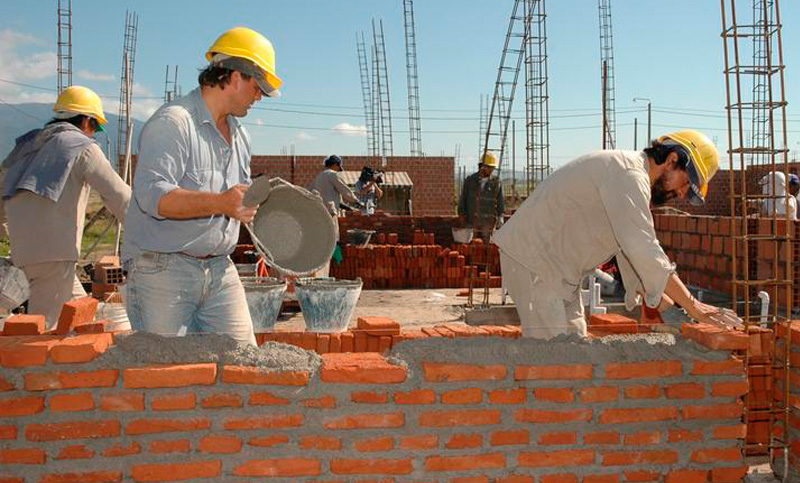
xmin=0 ymin=97 xmax=45 ymax=122
xmin=0 ymin=77 xmax=161 ymax=100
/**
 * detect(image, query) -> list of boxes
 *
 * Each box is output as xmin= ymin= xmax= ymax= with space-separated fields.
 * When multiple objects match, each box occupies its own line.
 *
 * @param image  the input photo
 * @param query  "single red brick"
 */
xmin=300 ymin=435 xmax=341 ymax=450
xmin=682 ymin=403 xmax=743 ymax=420
xmin=516 ymin=408 xmax=592 ymax=424
xmin=0 ymin=395 xmax=44 ymax=416
xmin=100 ymin=392 xmax=144 ymax=412
xmin=26 ymin=420 xmax=120 ymax=441
xmin=50 ymin=334 xmax=112 ymax=364
xmin=710 ymin=466 xmax=748 ymax=482
xmin=580 ymin=387 xmax=618 ymax=403
xmin=690 ymin=447 xmax=742 ymax=463
xmin=442 ymin=388 xmax=483 ymax=404
xmin=539 ymin=431 xmax=578 ymax=445
xmin=248 ymin=435 xmax=290 ymax=447
xmin=102 ymin=441 xmax=141 ymax=457
xmin=665 ymin=382 xmax=705 ymax=399
xmin=55 ymin=444 xmax=94 ymax=460
xmin=357 ymin=316 xmax=400 ymax=335
xmin=324 ymin=412 xmax=404 ymax=429
xmin=445 ymin=433 xmax=482 ymax=449
xmin=0 ymin=425 xmax=17 ymax=439
xmin=601 ymin=450 xmax=678 ymax=466
xmin=131 ymin=461 xmax=222 ymax=481
xmin=422 ymin=362 xmax=507 ymax=382
xmin=623 ymin=470 xmax=661 ymax=482
xmin=488 ymin=387 xmax=526 ymax=404
xmin=73 ymin=319 xmax=109 ymax=334
xmin=624 ymin=431 xmax=661 ymax=445
xmin=200 ymin=393 xmax=242 ymax=408
xmin=713 ymin=424 xmax=747 ymax=439
xmin=124 ymin=363 xmax=217 ymax=389
xmin=517 ymin=449 xmax=595 ymax=467
xmin=55 ymin=297 xmax=99 ymax=335
xmin=669 ymin=428 xmax=703 ymax=442
xmin=50 ymin=392 xmax=95 ymax=412
xmin=224 ymin=414 xmax=304 ymax=430
xmin=399 ymin=434 xmax=438 ymax=449
xmin=234 ymin=458 xmax=322 ymax=477
xmin=515 ymin=364 xmax=592 ymax=380
xmin=691 ymin=359 xmax=744 ymax=375
xmin=125 ymin=418 xmax=211 ymax=435
xmin=0 ymin=447 xmax=46 ymax=464
xmin=623 ymin=385 xmax=661 ymax=399
xmin=38 ymin=471 xmax=122 ymax=483
xmin=151 ymin=393 xmax=196 ymax=411
xmin=355 ymin=436 xmax=395 ymax=452
xmin=424 ymin=453 xmax=505 ymax=471
xmin=712 ymin=380 xmax=749 ymax=397
xmin=534 ymin=387 xmax=574 ymax=403
xmin=25 ymin=369 xmax=118 ymax=391
xmin=249 ymin=391 xmax=289 ymax=406
xmin=664 ymin=469 xmax=708 ymax=483
xmin=199 ymin=434 xmax=242 ymax=453
xmin=320 ymin=353 xmax=407 ymax=384
xmin=303 ymin=395 xmax=337 ymax=408
xmin=2 ymin=314 xmax=45 ymax=336
xmin=491 ymin=429 xmax=529 ymax=446
xmin=351 ymin=391 xmax=388 ymax=403
xmin=221 ymin=365 xmax=309 ymax=386
xmin=599 ymin=407 xmax=677 ymax=424
xmin=394 ymin=389 xmax=435 ymax=404
xmin=584 ymin=432 xmax=620 ymax=445
xmin=148 ymin=438 xmax=190 ymax=453
xmin=419 ymin=409 xmax=501 ymax=427
xmin=0 ymin=336 xmax=59 ymax=367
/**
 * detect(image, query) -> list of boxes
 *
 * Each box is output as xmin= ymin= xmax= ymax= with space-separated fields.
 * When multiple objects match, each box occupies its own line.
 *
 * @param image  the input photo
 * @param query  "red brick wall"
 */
xmin=251 ymin=155 xmax=455 ymax=216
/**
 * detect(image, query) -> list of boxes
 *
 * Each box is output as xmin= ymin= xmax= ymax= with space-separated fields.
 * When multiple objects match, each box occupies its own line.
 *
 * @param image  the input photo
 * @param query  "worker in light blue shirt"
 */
xmin=122 ymin=27 xmax=283 ymax=345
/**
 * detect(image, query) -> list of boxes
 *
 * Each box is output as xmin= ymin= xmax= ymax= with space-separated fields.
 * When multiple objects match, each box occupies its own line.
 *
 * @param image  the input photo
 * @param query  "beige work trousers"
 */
xmin=500 ymin=253 xmax=587 ymax=339
xmin=22 ymin=261 xmax=86 ymax=330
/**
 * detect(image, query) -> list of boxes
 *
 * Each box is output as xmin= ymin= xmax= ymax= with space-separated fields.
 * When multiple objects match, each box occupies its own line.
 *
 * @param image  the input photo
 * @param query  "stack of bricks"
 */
xmin=337 ymin=212 xmax=461 ymax=246
xmin=452 ymin=239 xmax=502 ymax=276
xmin=1 ymin=297 xmax=104 ymax=337
xmin=0 ymin=325 xmax=748 ymax=482
xmin=772 ymin=321 xmax=800 ymax=480
xmin=91 ymin=256 xmax=125 ymax=301
xmin=331 ymin=243 xmax=502 ymax=289
xmin=256 ymin=318 xmax=521 ymax=354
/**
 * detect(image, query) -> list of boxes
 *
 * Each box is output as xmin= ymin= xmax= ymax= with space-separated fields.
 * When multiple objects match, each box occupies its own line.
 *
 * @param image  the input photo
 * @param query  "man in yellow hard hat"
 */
xmin=0 ymin=85 xmax=131 ymax=328
xmin=457 ymin=152 xmax=505 ymax=241
xmin=123 ymin=27 xmax=282 ymax=345
xmin=493 ymin=130 xmax=733 ymax=338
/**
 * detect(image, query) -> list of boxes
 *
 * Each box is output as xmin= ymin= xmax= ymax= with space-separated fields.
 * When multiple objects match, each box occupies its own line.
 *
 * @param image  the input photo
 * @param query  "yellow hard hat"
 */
xmin=206 ymin=27 xmax=282 ymax=97
xmin=658 ymin=130 xmax=719 ymax=206
xmin=481 ymin=152 xmax=499 ymax=169
xmin=53 ymin=85 xmax=107 ymax=125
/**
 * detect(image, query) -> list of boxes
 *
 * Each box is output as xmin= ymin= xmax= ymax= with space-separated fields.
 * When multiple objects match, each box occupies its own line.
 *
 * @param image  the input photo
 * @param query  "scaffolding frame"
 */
xmin=721 ymin=0 xmax=791 ymax=477
xmin=478 ymin=94 xmax=489 ymax=162
xmin=524 ymin=0 xmax=550 ymax=194
xmin=482 ymin=0 xmax=532 ymax=170
xmin=356 ymin=32 xmax=378 ymax=157
xmin=372 ymin=19 xmax=394 ymax=157
xmin=116 ymin=11 xmax=138 ymax=176
xmin=163 ymin=65 xmax=179 ymax=104
xmin=56 ymin=0 xmax=72 ymax=94
xmin=403 ymin=0 xmax=423 ymax=157
xmin=598 ymin=0 xmax=617 ymax=149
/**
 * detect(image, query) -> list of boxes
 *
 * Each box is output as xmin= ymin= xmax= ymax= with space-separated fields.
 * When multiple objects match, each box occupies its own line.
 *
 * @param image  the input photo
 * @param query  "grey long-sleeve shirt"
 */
xmin=493 ymin=150 xmax=673 ymax=310
xmin=4 ymin=142 xmax=130 ymax=267
xmin=308 ymin=169 xmax=358 ymax=215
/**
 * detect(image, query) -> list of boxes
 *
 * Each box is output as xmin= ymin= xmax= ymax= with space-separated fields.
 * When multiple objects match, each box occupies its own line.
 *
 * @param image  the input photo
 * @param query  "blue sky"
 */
xmin=1 ymin=0 xmax=798 ymax=172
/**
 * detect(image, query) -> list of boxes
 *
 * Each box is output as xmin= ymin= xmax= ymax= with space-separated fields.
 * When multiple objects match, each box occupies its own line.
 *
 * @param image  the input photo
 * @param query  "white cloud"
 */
xmin=332 ymin=122 xmax=367 ymax=137
xmin=77 ymin=70 xmax=115 ymax=82
xmin=296 ymin=131 xmax=314 ymax=141
xmin=0 ymin=29 xmax=54 ymax=82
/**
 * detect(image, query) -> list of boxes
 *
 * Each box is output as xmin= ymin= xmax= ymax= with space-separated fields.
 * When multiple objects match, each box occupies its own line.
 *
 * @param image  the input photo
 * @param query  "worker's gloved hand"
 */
xmin=221 ymin=184 xmax=258 ymax=223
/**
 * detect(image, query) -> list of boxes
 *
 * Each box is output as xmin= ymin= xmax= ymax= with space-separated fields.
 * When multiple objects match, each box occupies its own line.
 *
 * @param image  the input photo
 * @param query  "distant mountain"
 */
xmin=0 ymin=102 xmax=145 ymax=170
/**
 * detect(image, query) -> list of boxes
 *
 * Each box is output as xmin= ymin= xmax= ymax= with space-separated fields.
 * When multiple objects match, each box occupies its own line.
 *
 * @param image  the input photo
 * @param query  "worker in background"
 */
xmin=494 ymin=130 xmax=734 ymax=339
xmin=1 ymin=86 xmax=130 ymax=329
xmin=355 ymin=166 xmax=384 ymax=215
xmin=458 ymin=152 xmax=505 ymax=242
xmin=308 ymin=155 xmax=361 ymax=215
xmin=123 ymin=27 xmax=283 ymax=345
xmin=759 ymin=171 xmax=797 ymax=220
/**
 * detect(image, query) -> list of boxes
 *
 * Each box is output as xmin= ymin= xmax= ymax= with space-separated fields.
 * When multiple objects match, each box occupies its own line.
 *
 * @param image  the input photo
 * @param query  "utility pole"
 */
xmin=633 ymin=97 xmax=651 ymax=145
xmin=633 ymin=118 xmax=638 ymax=150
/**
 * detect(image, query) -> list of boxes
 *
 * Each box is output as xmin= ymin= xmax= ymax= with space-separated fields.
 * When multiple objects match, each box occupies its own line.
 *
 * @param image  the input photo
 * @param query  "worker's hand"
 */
xmin=687 ymin=300 xmax=743 ymax=330
xmin=220 ymin=184 xmax=258 ymax=223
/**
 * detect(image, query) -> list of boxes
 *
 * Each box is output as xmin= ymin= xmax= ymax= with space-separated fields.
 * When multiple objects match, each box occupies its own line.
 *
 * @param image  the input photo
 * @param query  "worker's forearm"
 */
xmin=662 ymin=272 xmax=696 ymax=313
xmin=158 ymin=188 xmax=226 ymax=219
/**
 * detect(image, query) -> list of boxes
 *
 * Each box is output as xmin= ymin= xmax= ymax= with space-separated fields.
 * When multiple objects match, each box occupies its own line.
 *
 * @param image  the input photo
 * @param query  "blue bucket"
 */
xmin=241 ymin=277 xmax=287 ymax=332
xmin=295 ymin=278 xmax=363 ymax=333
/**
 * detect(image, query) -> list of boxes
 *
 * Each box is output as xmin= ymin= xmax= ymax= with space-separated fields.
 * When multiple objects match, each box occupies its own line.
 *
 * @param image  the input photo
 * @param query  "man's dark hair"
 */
xmin=359 ymin=166 xmax=375 ymax=183
xmin=324 ymin=155 xmax=343 ymax=168
xmin=47 ymin=115 xmax=99 ymax=132
xmin=644 ymin=139 xmax=690 ymax=170
xmin=198 ymin=65 xmax=252 ymax=89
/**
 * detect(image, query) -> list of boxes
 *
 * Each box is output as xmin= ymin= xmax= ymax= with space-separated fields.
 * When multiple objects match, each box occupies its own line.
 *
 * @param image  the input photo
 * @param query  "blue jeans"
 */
xmin=125 ymin=252 xmax=257 ymax=345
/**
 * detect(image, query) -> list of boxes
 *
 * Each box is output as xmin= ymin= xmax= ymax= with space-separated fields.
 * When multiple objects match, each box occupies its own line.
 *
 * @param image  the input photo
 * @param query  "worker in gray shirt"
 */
xmin=123 ymin=27 xmax=282 ymax=345
xmin=1 ymin=86 xmax=130 ymax=329
xmin=308 ymin=155 xmax=361 ymax=216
